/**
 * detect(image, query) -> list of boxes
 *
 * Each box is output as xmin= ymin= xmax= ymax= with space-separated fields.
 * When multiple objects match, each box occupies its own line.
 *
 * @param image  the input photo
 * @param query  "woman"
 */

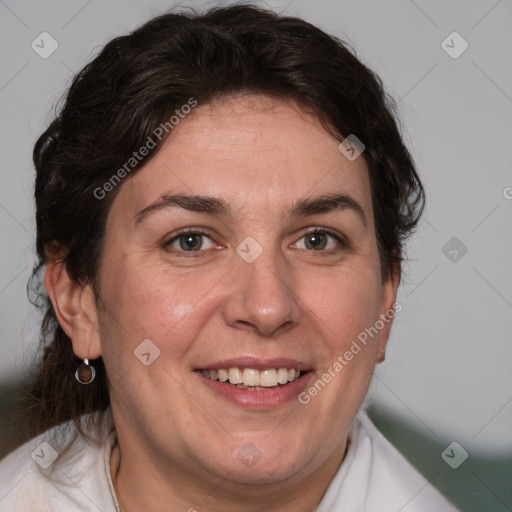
xmin=0 ymin=5 xmax=459 ymax=511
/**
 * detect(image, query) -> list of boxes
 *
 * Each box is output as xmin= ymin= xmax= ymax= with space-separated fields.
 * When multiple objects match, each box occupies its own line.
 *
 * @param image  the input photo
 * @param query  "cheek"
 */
xmin=172 ymin=301 xmax=193 ymax=320
xmin=96 ymin=259 xmax=220 ymax=362
xmin=304 ymin=265 xmax=382 ymax=337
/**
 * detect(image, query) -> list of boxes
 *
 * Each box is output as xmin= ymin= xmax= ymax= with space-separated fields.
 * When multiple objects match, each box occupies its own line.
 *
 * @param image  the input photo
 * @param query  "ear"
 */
xmin=376 ymin=262 xmax=400 ymax=363
xmin=44 ymin=260 xmax=102 ymax=360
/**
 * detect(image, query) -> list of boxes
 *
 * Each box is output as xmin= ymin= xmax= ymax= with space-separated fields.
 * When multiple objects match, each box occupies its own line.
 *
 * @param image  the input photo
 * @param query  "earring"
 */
xmin=75 ymin=358 xmax=96 ymax=384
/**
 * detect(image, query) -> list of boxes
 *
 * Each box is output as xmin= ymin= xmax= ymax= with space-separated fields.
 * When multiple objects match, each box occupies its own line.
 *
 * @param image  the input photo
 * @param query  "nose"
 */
xmin=222 ymin=247 xmax=302 ymax=337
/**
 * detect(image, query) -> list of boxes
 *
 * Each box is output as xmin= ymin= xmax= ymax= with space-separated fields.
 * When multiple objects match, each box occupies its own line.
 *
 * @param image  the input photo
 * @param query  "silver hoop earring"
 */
xmin=75 ymin=359 xmax=96 ymax=384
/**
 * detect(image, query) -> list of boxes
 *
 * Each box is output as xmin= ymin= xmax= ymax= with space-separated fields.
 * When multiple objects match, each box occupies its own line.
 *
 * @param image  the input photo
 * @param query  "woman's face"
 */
xmin=92 ymin=95 xmax=397 ymax=487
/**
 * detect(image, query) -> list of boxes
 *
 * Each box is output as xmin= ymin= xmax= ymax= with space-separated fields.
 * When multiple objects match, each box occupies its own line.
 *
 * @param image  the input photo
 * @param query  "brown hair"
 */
xmin=27 ymin=4 xmax=424 ymax=438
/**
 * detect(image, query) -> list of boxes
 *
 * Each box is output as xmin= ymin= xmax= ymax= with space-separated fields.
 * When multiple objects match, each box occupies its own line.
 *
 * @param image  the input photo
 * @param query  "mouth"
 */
xmin=200 ymin=367 xmax=305 ymax=390
xmin=195 ymin=359 xmax=313 ymax=409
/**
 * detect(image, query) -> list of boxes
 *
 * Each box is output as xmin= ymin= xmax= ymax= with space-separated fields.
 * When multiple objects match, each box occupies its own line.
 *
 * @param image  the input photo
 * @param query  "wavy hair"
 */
xmin=27 ymin=4 xmax=424 ymax=439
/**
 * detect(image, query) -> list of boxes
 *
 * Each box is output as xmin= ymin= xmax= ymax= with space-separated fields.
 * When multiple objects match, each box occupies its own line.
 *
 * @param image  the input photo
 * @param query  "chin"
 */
xmin=221 ymin=461 xmax=304 ymax=487
xmin=226 ymin=441 xmax=308 ymax=485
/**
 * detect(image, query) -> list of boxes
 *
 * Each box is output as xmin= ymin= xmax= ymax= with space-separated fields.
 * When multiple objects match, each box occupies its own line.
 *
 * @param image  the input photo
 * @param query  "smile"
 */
xmin=200 ymin=367 xmax=302 ymax=389
xmin=196 ymin=362 xmax=313 ymax=409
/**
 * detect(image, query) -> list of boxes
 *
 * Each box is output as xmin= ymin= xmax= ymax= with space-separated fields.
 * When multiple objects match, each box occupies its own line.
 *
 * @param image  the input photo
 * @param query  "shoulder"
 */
xmin=0 ymin=411 xmax=117 ymax=512
xmin=357 ymin=412 xmax=460 ymax=511
xmin=318 ymin=411 xmax=460 ymax=512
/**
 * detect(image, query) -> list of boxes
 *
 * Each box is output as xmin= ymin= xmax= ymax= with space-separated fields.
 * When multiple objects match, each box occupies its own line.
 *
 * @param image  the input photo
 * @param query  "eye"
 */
xmin=165 ymin=231 xmax=216 ymax=252
xmin=294 ymin=230 xmax=343 ymax=251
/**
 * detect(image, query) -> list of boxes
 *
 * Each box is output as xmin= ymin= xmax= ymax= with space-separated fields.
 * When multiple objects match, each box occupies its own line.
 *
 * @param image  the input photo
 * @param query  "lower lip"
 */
xmin=196 ymin=371 xmax=314 ymax=409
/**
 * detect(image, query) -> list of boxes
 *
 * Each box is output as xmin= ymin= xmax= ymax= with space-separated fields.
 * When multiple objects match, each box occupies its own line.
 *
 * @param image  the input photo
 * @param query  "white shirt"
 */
xmin=0 ymin=410 xmax=459 ymax=511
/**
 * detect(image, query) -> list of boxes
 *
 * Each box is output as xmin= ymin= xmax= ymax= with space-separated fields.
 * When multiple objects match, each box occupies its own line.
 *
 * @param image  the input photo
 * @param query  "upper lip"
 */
xmin=196 ymin=357 xmax=312 ymax=372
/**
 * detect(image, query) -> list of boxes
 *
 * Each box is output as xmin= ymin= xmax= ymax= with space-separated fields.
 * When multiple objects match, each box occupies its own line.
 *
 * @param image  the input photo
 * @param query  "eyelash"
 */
xmin=294 ymin=228 xmax=348 ymax=251
xmin=163 ymin=228 xmax=348 ymax=255
xmin=163 ymin=228 xmax=215 ymax=253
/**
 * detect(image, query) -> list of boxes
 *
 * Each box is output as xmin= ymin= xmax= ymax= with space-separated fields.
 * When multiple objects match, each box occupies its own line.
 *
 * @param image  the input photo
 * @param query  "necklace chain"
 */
xmin=112 ymin=468 xmax=124 ymax=512
xmin=109 ymin=439 xmax=123 ymax=512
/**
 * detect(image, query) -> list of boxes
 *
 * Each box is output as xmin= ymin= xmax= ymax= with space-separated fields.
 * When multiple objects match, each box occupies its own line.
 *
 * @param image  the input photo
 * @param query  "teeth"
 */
xmin=277 ymin=368 xmax=289 ymax=384
xmin=242 ymin=368 xmax=260 ymax=386
xmin=201 ymin=367 xmax=303 ymax=387
xmin=259 ymin=369 xmax=278 ymax=387
xmin=228 ymin=367 xmax=243 ymax=384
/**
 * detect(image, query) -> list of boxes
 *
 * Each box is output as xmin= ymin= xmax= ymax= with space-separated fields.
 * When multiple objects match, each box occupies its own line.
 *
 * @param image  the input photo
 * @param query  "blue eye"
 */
xmin=164 ymin=229 xmax=345 ymax=255
xmin=166 ymin=232 xmax=216 ymax=252
xmin=295 ymin=231 xmax=343 ymax=251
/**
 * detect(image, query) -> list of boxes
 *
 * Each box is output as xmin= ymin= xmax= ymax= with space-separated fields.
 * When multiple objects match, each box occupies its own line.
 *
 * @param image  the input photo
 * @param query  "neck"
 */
xmin=110 ymin=437 xmax=347 ymax=512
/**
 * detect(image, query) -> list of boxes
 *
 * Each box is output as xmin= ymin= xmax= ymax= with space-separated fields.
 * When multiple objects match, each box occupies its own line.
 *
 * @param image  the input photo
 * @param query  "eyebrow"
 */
xmin=135 ymin=194 xmax=229 ymax=224
xmin=290 ymin=193 xmax=366 ymax=227
xmin=134 ymin=192 xmax=366 ymax=227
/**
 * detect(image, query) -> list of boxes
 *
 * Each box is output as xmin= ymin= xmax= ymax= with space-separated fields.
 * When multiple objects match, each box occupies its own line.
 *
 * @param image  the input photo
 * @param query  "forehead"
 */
xmin=110 ymin=95 xmax=372 ymax=223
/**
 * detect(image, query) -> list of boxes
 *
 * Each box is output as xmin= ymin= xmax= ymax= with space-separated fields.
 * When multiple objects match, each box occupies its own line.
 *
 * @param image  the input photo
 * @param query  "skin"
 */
xmin=45 ymin=95 xmax=399 ymax=512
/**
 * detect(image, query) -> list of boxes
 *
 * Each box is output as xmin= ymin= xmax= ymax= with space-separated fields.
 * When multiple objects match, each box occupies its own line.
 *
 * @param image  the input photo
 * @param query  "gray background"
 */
xmin=0 ymin=0 xmax=511 ymax=510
